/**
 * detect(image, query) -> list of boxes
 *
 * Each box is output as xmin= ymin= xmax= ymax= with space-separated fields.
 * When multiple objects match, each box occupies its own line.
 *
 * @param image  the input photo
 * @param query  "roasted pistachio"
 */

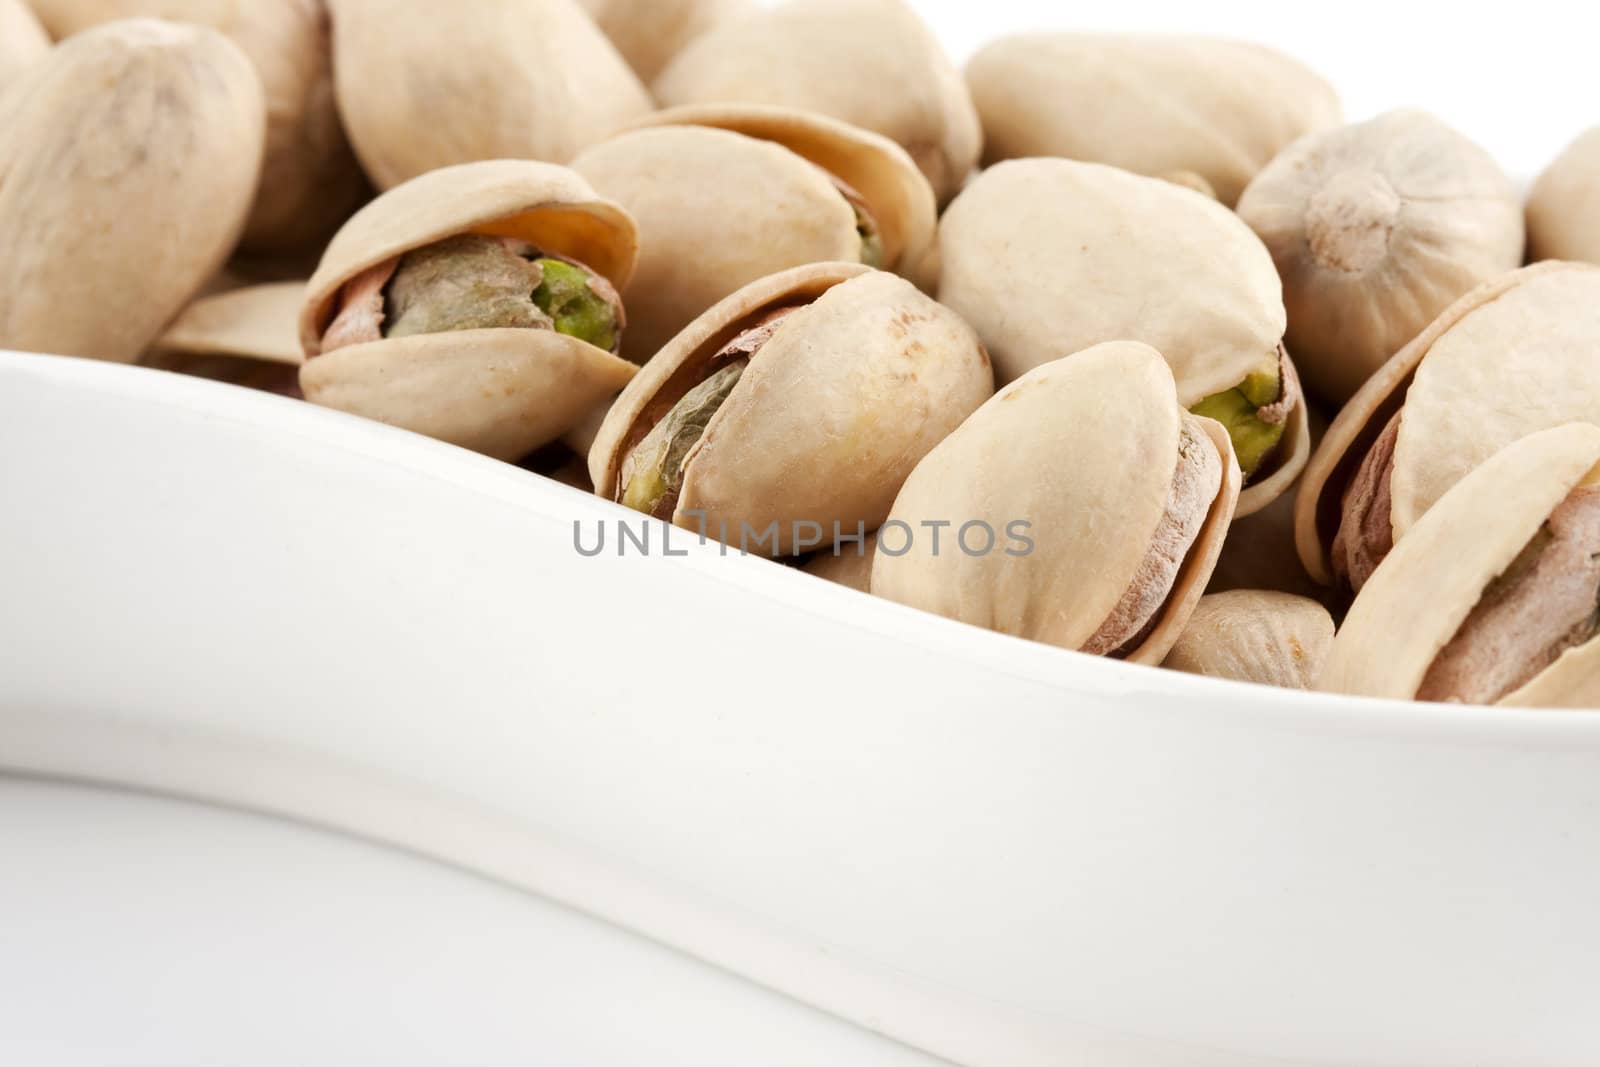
xmin=1322 ymin=424 xmax=1600 ymax=707
xmin=1162 ymin=590 xmax=1334 ymax=690
xmin=937 ymin=158 xmax=1307 ymax=516
xmin=299 ymin=160 xmax=640 ymax=461
xmin=1527 ymin=128 xmax=1600 ymax=265
xmin=804 ymin=532 xmax=878 ymax=594
xmin=145 ymin=282 xmax=305 ymax=397
xmin=579 ymin=0 xmax=751 ymax=85
xmin=0 ymin=0 xmax=50 ymax=96
xmin=590 ymin=263 xmax=993 ymax=555
xmin=965 ymin=34 xmax=1339 ymax=207
xmin=0 ymin=19 xmax=264 ymax=364
xmin=1238 ymin=110 xmax=1524 ymax=406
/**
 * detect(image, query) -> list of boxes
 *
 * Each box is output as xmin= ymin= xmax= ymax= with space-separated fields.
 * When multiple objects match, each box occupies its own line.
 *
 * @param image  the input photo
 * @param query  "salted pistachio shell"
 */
xmin=1321 ymin=423 xmax=1600 ymax=706
xmin=579 ymin=0 xmax=751 ymax=84
xmin=965 ymin=34 xmax=1339 ymax=207
xmin=328 ymin=0 xmax=651 ymax=192
xmin=1162 ymin=590 xmax=1334 ymax=690
xmin=590 ymin=262 xmax=994 ymax=555
xmin=0 ymin=19 xmax=264 ymax=364
xmin=1527 ymin=128 xmax=1600 ymax=265
xmin=803 ymin=532 xmax=878 ymax=594
xmin=572 ymin=125 xmax=864 ymax=361
xmin=1295 ymin=262 xmax=1600 ymax=586
xmin=146 ymin=282 xmax=305 ymax=391
xmin=1238 ymin=110 xmax=1524 ymax=406
xmin=871 ymin=341 xmax=1240 ymax=665
xmin=0 ymin=0 xmax=50 ymax=96
xmin=652 ymin=0 xmax=979 ymax=204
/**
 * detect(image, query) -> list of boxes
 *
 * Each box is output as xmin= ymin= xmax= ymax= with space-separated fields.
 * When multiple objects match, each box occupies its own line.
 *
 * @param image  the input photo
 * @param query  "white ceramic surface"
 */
xmin=4 ymin=350 xmax=1600 ymax=1067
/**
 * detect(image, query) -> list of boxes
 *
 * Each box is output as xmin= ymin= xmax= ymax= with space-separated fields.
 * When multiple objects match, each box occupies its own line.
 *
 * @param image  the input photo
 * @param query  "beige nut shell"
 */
xmin=580 ymin=0 xmax=752 ymax=85
xmin=1238 ymin=110 xmax=1524 ymax=406
xmin=151 ymin=281 xmax=305 ymax=366
xmin=0 ymin=19 xmax=264 ymax=364
xmin=1295 ymin=262 xmax=1600 ymax=585
xmin=328 ymin=0 xmax=652 ymax=191
xmin=804 ymin=533 xmax=878 ymax=594
xmin=652 ymin=0 xmax=980 ymax=204
xmin=299 ymin=160 xmax=640 ymax=461
xmin=1162 ymin=590 xmax=1334 ymax=690
xmin=590 ymin=262 xmax=994 ymax=555
xmin=870 ymin=341 xmax=1240 ymax=666
xmin=1527 ymin=127 xmax=1600 ymax=265
xmin=0 ymin=0 xmax=50 ymax=96
xmin=965 ymin=34 xmax=1340 ymax=207
xmin=1320 ymin=423 xmax=1600 ymax=706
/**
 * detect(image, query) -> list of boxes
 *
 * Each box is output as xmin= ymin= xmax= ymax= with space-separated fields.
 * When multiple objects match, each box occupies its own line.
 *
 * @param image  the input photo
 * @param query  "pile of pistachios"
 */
xmin=4 ymin=0 xmax=1600 ymax=708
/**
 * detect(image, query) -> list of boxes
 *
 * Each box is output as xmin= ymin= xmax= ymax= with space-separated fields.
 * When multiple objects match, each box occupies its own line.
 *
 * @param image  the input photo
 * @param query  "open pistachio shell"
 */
xmin=803 ymin=532 xmax=878 ymax=594
xmin=1238 ymin=110 xmax=1524 ymax=406
xmin=299 ymin=160 xmax=640 ymax=461
xmin=0 ymin=19 xmax=264 ymax=364
xmin=1527 ymin=128 xmax=1600 ymax=265
xmin=937 ymin=158 xmax=1302 ymax=516
xmin=1163 ymin=590 xmax=1334 ymax=690
xmin=579 ymin=0 xmax=751 ymax=85
xmin=328 ymin=0 xmax=651 ymax=192
xmin=965 ymin=34 xmax=1339 ymax=207
xmin=652 ymin=0 xmax=979 ymax=204
xmin=1321 ymin=423 xmax=1600 ymax=707
xmin=871 ymin=341 xmax=1240 ymax=665
xmin=1295 ymin=262 xmax=1600 ymax=586
xmin=590 ymin=262 xmax=994 ymax=555
xmin=0 ymin=0 xmax=50 ymax=96
xmin=146 ymin=282 xmax=305 ymax=393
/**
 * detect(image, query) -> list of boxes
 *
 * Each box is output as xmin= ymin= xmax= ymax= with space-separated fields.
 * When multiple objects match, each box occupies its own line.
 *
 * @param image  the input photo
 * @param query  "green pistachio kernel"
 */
xmin=855 ymin=204 xmax=884 ymax=269
xmin=533 ymin=258 xmax=619 ymax=352
xmin=1190 ymin=355 xmax=1287 ymax=479
xmin=385 ymin=234 xmax=550 ymax=339
xmin=621 ymin=361 xmax=747 ymax=518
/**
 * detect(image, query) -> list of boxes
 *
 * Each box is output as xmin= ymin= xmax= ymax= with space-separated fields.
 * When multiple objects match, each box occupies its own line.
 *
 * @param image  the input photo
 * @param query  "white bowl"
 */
xmin=3 ymin=350 xmax=1599 ymax=1066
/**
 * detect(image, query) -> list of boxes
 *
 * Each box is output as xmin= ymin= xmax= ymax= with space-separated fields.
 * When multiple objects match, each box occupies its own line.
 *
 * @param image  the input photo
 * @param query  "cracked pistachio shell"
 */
xmin=1238 ymin=110 xmax=1524 ymax=406
xmin=0 ymin=0 xmax=50 ymax=96
xmin=30 ymin=0 xmax=368 ymax=254
xmin=1321 ymin=423 xmax=1600 ymax=706
xmin=966 ymin=34 xmax=1339 ymax=207
xmin=653 ymin=0 xmax=979 ymax=204
xmin=328 ymin=0 xmax=652 ymax=192
xmin=937 ymin=158 xmax=1305 ymax=517
xmin=1162 ymin=590 xmax=1334 ymax=690
xmin=871 ymin=341 xmax=1241 ymax=665
xmin=1528 ymin=128 xmax=1600 ymax=265
xmin=0 ymin=19 xmax=264 ymax=364
xmin=580 ymin=0 xmax=751 ymax=85
xmin=589 ymin=262 xmax=994 ymax=555
xmin=1296 ymin=262 xmax=1600 ymax=586
xmin=804 ymin=533 xmax=878 ymax=594
xmin=145 ymin=282 xmax=304 ymax=390
xmin=299 ymin=160 xmax=639 ymax=461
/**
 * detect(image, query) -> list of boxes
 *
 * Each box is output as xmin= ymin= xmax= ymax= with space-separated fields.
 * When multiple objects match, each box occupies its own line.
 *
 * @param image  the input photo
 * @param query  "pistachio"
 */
xmin=0 ymin=0 xmax=50 ymax=96
xmin=965 ymin=34 xmax=1339 ymax=207
xmin=1322 ymin=423 xmax=1600 ymax=707
xmin=590 ymin=263 xmax=993 ymax=555
xmin=145 ymin=282 xmax=305 ymax=397
xmin=936 ymin=158 xmax=1307 ymax=516
xmin=1162 ymin=590 xmax=1335 ymax=690
xmin=0 ymin=19 xmax=264 ymax=364
xmin=1238 ymin=110 xmax=1524 ymax=406
xmin=804 ymin=532 xmax=878 ymax=594
xmin=1527 ymin=127 xmax=1600 ymax=265
xmin=327 ymin=0 xmax=652 ymax=192
xmin=653 ymin=0 xmax=980 ymax=204
xmin=579 ymin=0 xmax=751 ymax=85
xmin=871 ymin=341 xmax=1239 ymax=664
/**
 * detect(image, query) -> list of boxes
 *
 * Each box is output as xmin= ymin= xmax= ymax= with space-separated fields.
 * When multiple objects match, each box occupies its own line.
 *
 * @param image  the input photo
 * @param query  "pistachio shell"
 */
xmin=1527 ymin=127 xmax=1600 ymax=265
xmin=1295 ymin=262 xmax=1600 ymax=585
xmin=328 ymin=0 xmax=652 ymax=192
xmin=32 ymin=0 xmax=368 ymax=254
xmin=1238 ymin=110 xmax=1524 ymax=406
xmin=1320 ymin=423 xmax=1600 ymax=705
xmin=965 ymin=34 xmax=1339 ymax=207
xmin=0 ymin=0 xmax=50 ymax=96
xmin=580 ymin=0 xmax=751 ymax=85
xmin=590 ymin=262 xmax=994 ymax=555
xmin=652 ymin=0 xmax=979 ymax=204
xmin=1163 ymin=590 xmax=1334 ymax=690
xmin=0 ymin=19 xmax=264 ymax=364
xmin=804 ymin=532 xmax=878 ymax=594
xmin=150 ymin=281 xmax=305 ymax=368
xmin=572 ymin=125 xmax=864 ymax=361
xmin=871 ymin=341 xmax=1240 ymax=665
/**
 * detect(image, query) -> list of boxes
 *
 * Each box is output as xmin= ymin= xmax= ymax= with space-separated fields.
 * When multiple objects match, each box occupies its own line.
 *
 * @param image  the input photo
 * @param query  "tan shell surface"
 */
xmin=1162 ymin=590 xmax=1334 ymax=690
xmin=580 ymin=0 xmax=752 ymax=85
xmin=965 ymin=34 xmax=1339 ymax=207
xmin=804 ymin=533 xmax=878 ymax=594
xmin=0 ymin=19 xmax=264 ymax=364
xmin=1320 ymin=423 xmax=1600 ymax=703
xmin=937 ymin=158 xmax=1287 ymax=404
xmin=328 ymin=0 xmax=652 ymax=191
xmin=0 ymin=0 xmax=50 ymax=96
xmin=1501 ymin=639 xmax=1600 ymax=709
xmin=871 ymin=341 xmax=1240 ymax=665
xmin=635 ymin=103 xmax=937 ymax=277
xmin=652 ymin=0 xmax=980 ymax=203
xmin=1527 ymin=127 xmax=1600 ymax=265
xmin=1237 ymin=110 xmax=1524 ymax=406
xmin=572 ymin=126 xmax=863 ymax=362
xmin=301 ymin=160 xmax=638 ymax=356
xmin=152 ymin=282 xmax=305 ymax=366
